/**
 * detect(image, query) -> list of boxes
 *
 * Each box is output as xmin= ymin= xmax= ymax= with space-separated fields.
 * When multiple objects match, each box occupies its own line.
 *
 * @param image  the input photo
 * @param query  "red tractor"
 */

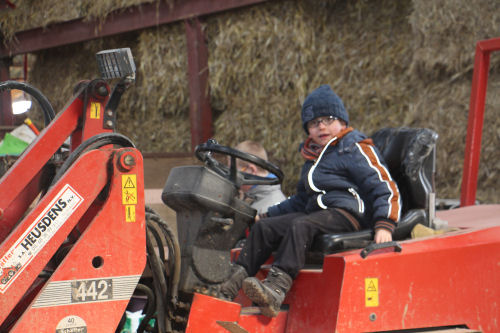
xmin=0 ymin=37 xmax=498 ymax=333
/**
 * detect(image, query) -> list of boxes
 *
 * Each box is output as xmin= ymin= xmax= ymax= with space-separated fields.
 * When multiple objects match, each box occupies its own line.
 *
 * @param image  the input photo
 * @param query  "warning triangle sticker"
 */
xmin=367 ymin=281 xmax=377 ymax=292
xmin=123 ymin=176 xmax=136 ymax=188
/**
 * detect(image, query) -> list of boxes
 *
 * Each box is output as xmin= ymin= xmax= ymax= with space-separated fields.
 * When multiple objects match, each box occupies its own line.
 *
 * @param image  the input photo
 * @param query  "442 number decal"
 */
xmin=71 ymin=279 xmax=112 ymax=303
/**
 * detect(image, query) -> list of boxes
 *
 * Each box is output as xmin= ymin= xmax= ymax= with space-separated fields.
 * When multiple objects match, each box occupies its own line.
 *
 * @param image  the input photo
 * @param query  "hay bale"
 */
xmin=0 ymin=0 xmax=157 ymax=41
xmin=206 ymin=0 xmax=415 ymax=195
xmin=118 ymin=22 xmax=190 ymax=151
xmin=27 ymin=32 xmax=139 ymax=132
xmin=409 ymin=0 xmax=500 ymax=75
xmin=408 ymin=0 xmax=500 ymax=203
xmin=24 ymin=0 xmax=500 ymax=203
xmin=27 ymin=23 xmax=190 ymax=152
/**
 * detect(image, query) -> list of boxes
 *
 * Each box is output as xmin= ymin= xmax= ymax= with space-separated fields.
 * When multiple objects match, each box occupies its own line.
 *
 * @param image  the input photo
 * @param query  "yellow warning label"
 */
xmin=122 ymin=175 xmax=137 ymax=205
xmin=90 ymin=102 xmax=101 ymax=119
xmin=365 ymin=278 xmax=379 ymax=307
xmin=125 ymin=205 xmax=136 ymax=222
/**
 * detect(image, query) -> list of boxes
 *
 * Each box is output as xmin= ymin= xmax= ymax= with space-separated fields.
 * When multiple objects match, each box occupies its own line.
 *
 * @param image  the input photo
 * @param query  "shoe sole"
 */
xmin=242 ymin=278 xmax=279 ymax=317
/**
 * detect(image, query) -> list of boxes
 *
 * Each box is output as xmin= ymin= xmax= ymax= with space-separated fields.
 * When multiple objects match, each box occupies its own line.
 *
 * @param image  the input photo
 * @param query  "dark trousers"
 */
xmin=235 ymin=209 xmax=356 ymax=279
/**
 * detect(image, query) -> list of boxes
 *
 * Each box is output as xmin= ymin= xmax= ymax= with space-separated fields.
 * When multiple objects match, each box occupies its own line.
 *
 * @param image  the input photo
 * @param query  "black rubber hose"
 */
xmin=145 ymin=209 xmax=181 ymax=301
xmin=146 ymin=227 xmax=168 ymax=299
xmin=145 ymin=209 xmax=172 ymax=273
xmin=146 ymin=229 xmax=169 ymax=333
xmin=50 ymin=132 xmax=135 ymax=186
xmin=147 ymin=221 xmax=167 ymax=264
xmin=0 ymin=80 xmax=56 ymax=126
xmin=135 ymin=283 xmax=156 ymax=333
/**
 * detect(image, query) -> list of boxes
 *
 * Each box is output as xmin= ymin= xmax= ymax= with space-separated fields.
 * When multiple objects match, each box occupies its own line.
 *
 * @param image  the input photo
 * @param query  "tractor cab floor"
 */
xmin=436 ymin=204 xmax=500 ymax=229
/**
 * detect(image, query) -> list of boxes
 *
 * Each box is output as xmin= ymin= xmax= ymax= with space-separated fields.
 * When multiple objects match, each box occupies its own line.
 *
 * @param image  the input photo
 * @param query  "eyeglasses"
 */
xmin=307 ymin=116 xmax=338 ymax=129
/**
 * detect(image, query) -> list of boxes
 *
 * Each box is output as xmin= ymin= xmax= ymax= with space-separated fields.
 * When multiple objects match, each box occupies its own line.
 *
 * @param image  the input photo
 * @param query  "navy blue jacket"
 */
xmin=267 ymin=129 xmax=401 ymax=232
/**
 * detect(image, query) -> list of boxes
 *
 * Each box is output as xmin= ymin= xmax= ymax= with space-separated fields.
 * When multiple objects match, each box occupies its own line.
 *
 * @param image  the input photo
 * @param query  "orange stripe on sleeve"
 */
xmin=357 ymin=143 xmax=401 ymax=222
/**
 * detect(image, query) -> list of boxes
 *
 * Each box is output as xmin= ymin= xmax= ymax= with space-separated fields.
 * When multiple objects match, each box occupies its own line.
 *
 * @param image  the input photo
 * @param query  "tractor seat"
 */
xmin=313 ymin=127 xmax=438 ymax=255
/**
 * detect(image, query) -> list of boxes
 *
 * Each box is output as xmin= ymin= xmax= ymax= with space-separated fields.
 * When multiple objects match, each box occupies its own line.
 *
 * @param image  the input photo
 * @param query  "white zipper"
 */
xmin=348 ymin=187 xmax=365 ymax=213
xmin=307 ymin=137 xmax=337 ymax=193
xmin=308 ymin=137 xmax=337 ymax=210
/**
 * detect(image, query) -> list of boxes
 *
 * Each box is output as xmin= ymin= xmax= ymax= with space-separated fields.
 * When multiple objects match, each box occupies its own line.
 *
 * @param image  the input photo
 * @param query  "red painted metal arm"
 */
xmin=460 ymin=37 xmax=500 ymax=206
xmin=0 ymin=94 xmax=83 ymax=241
xmin=0 ymin=149 xmax=111 ymax=325
xmin=4 ymin=148 xmax=146 ymax=332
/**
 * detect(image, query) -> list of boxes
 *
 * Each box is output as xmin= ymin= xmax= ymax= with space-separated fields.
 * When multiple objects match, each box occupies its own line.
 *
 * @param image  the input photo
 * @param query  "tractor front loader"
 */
xmin=0 ymin=49 xmax=150 ymax=332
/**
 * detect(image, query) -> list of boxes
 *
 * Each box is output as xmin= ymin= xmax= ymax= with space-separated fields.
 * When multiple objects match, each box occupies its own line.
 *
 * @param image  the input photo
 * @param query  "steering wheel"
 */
xmin=195 ymin=139 xmax=284 ymax=187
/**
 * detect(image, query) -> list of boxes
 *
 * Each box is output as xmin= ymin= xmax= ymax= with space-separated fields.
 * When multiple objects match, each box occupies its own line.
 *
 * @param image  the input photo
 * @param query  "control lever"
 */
xmin=360 ymin=241 xmax=402 ymax=259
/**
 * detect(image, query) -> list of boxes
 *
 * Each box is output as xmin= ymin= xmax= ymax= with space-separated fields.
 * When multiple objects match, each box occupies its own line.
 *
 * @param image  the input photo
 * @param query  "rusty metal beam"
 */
xmin=0 ymin=58 xmax=14 ymax=127
xmin=185 ymin=17 xmax=213 ymax=151
xmin=0 ymin=0 xmax=269 ymax=147
xmin=0 ymin=0 xmax=268 ymax=58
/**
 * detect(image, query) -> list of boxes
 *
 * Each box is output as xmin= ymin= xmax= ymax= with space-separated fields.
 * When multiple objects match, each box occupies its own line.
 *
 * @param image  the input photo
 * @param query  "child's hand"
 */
xmin=255 ymin=212 xmax=268 ymax=223
xmin=374 ymin=228 xmax=392 ymax=244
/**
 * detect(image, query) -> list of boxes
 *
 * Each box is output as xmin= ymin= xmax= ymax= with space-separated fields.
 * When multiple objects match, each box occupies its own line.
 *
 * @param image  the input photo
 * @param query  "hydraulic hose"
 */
xmin=0 ymin=80 xmax=56 ymax=126
xmin=135 ymin=283 xmax=156 ymax=333
xmin=50 ymin=132 xmax=135 ymax=187
xmin=145 ymin=207 xmax=183 ymax=332
xmin=146 ymin=228 xmax=169 ymax=333
xmin=146 ymin=208 xmax=181 ymax=301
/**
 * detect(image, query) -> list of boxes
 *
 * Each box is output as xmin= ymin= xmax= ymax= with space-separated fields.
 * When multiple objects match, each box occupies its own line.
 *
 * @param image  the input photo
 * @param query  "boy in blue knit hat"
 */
xmin=220 ymin=84 xmax=401 ymax=317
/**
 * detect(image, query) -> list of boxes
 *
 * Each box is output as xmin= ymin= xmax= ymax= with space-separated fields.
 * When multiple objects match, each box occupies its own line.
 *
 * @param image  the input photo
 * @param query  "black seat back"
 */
xmin=314 ymin=127 xmax=438 ymax=254
xmin=372 ymin=127 xmax=437 ymax=217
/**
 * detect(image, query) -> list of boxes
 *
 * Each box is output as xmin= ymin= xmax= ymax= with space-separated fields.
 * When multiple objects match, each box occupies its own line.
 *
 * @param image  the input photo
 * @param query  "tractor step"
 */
xmin=185 ymin=293 xmax=288 ymax=333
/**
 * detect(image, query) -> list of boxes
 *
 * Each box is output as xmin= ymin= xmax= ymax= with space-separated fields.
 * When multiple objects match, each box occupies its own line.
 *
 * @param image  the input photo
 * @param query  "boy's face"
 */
xmin=307 ymin=116 xmax=347 ymax=146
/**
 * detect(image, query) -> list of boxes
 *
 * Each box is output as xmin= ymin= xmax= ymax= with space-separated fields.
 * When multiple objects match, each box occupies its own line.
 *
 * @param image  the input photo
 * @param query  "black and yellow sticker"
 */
xmin=125 ymin=205 xmax=136 ymax=222
xmin=122 ymin=175 xmax=137 ymax=222
xmin=122 ymin=175 xmax=137 ymax=205
xmin=90 ymin=102 xmax=101 ymax=119
xmin=365 ymin=278 xmax=379 ymax=307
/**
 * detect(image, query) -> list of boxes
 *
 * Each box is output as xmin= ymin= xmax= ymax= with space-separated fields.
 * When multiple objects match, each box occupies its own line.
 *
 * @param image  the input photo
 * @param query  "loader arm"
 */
xmin=0 ymin=49 xmax=147 ymax=331
xmin=0 ymin=83 xmax=111 ymax=241
xmin=0 ymin=147 xmax=146 ymax=332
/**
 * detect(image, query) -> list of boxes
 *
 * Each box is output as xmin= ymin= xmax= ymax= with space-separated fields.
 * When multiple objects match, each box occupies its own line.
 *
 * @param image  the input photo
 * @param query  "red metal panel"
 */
xmin=0 ymin=149 xmax=110 ymax=325
xmin=239 ymin=312 xmax=288 ymax=333
xmin=185 ymin=205 xmax=500 ymax=333
xmin=460 ymin=37 xmax=500 ymax=206
xmin=335 ymin=225 xmax=500 ymax=332
xmin=186 ymin=293 xmax=288 ymax=332
xmin=0 ymin=0 xmax=269 ymax=57
xmin=9 ymin=148 xmax=146 ymax=332
xmin=186 ymin=293 xmax=242 ymax=332
xmin=185 ymin=17 xmax=213 ymax=151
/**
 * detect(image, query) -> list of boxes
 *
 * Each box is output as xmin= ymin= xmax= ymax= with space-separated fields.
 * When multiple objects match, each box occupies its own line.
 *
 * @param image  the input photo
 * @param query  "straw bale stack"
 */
xmin=10 ymin=0 xmax=500 ymax=203
xmin=123 ymin=22 xmax=191 ymax=151
xmin=409 ymin=0 xmax=500 ymax=76
xmin=206 ymin=0 xmax=415 ymax=195
xmin=408 ymin=0 xmax=500 ymax=203
xmin=27 ymin=22 xmax=190 ymax=150
xmin=27 ymin=33 xmax=138 ymax=123
xmin=0 ymin=0 xmax=156 ymax=41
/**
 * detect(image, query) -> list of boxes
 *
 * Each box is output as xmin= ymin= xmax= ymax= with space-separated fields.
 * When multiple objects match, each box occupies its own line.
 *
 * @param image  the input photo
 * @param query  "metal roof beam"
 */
xmin=0 ymin=0 xmax=268 ymax=57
